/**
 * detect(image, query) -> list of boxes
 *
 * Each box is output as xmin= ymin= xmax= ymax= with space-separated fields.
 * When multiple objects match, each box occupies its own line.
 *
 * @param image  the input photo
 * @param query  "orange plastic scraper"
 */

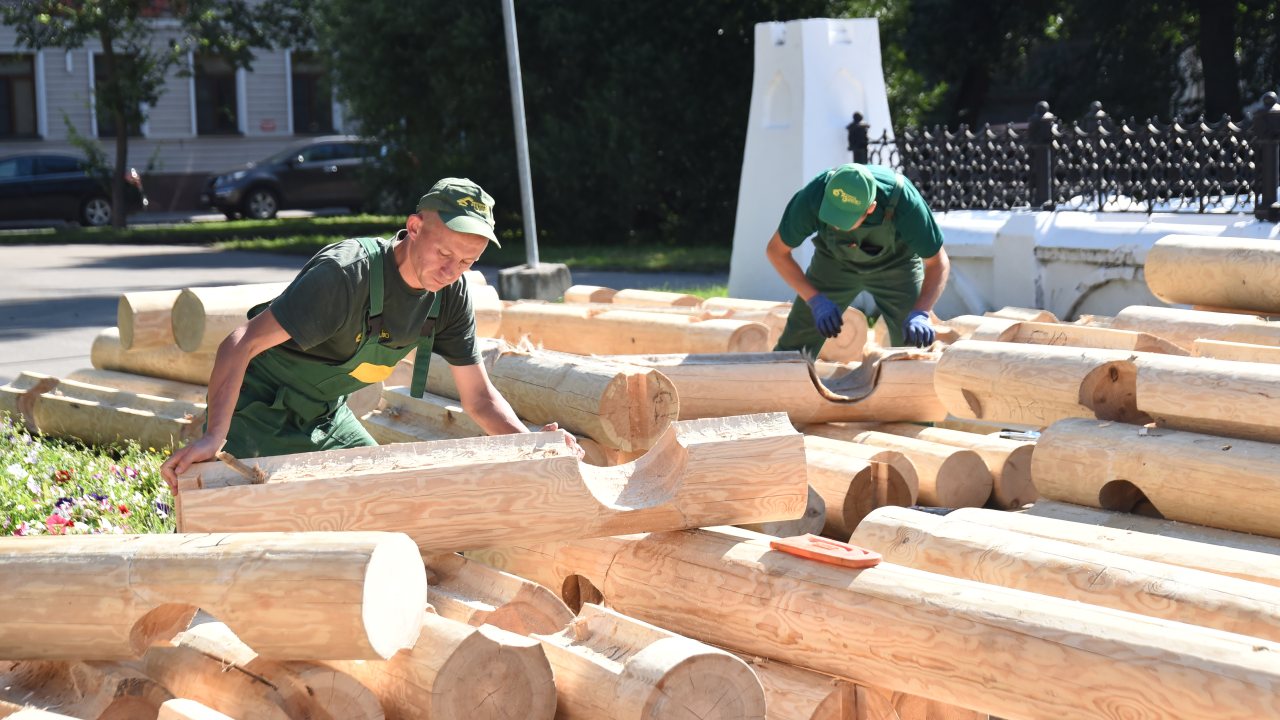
xmin=769 ymin=534 xmax=883 ymax=569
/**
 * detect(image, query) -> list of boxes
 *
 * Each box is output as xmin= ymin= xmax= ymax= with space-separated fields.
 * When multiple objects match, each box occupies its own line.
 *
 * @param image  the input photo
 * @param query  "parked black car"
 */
xmin=201 ymin=136 xmax=380 ymax=220
xmin=0 ymin=152 xmax=148 ymax=227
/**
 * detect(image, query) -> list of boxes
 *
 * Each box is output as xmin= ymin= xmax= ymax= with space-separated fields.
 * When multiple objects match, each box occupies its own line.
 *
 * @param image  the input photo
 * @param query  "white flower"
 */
xmin=5 ymin=463 xmax=28 ymax=481
xmin=25 ymin=478 xmax=41 ymax=496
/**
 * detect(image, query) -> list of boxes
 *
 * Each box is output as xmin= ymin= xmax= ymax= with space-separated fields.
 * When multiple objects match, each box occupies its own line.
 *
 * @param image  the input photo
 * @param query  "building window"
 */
xmin=194 ymin=54 xmax=239 ymax=135
xmin=291 ymin=52 xmax=334 ymax=135
xmin=0 ymin=54 xmax=38 ymax=138
xmin=94 ymin=54 xmax=142 ymax=138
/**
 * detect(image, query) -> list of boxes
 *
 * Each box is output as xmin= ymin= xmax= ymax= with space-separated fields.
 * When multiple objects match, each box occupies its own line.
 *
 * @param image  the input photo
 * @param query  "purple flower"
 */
xmin=54 ymin=497 xmax=74 ymax=512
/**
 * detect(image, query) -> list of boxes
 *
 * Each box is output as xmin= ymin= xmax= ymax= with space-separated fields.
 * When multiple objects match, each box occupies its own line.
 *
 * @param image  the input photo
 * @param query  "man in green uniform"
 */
xmin=162 ymin=177 xmax=574 ymax=488
xmin=766 ymin=163 xmax=950 ymax=355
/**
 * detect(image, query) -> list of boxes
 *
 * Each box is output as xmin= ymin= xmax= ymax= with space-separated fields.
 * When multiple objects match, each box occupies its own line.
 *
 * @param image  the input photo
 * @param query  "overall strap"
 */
xmin=354 ymin=237 xmax=386 ymax=338
xmin=409 ymin=292 xmax=443 ymax=398
xmin=883 ymin=174 xmax=906 ymax=223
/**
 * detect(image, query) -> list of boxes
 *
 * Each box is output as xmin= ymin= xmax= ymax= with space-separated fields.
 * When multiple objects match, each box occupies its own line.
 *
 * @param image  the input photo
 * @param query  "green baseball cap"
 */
xmin=818 ymin=164 xmax=876 ymax=230
xmin=417 ymin=177 xmax=500 ymax=247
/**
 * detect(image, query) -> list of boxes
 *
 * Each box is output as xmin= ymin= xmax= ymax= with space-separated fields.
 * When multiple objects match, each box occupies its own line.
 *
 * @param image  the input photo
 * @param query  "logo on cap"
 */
xmin=832 ymin=188 xmax=863 ymax=206
xmin=457 ymin=196 xmax=490 ymax=216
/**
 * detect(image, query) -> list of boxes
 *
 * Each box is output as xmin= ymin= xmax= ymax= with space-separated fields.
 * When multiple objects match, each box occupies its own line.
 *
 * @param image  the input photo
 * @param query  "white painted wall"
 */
xmin=728 ymin=18 xmax=894 ymax=301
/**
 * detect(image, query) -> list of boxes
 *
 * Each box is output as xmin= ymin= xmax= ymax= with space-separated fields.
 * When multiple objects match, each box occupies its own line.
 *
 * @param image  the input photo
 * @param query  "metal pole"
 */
xmin=500 ymin=0 xmax=538 ymax=267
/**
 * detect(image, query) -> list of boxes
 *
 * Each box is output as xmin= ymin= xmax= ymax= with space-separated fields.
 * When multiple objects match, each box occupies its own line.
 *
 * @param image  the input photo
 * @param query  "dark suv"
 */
xmin=0 ymin=153 xmax=148 ymax=227
xmin=201 ymin=135 xmax=380 ymax=220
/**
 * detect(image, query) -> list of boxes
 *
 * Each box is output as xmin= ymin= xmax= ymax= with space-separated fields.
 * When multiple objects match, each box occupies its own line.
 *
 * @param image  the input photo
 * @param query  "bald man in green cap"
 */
xmin=163 ymin=177 xmax=577 ymax=487
xmin=766 ymin=163 xmax=950 ymax=355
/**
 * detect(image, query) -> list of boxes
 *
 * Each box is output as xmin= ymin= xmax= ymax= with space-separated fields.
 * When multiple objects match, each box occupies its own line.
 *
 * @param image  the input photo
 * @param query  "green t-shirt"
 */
xmin=269 ymin=231 xmax=481 ymax=366
xmin=777 ymin=164 xmax=944 ymax=260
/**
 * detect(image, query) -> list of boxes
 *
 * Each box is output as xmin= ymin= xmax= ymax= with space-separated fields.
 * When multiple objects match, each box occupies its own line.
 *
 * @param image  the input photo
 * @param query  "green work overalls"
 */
xmin=221 ymin=237 xmax=440 ymax=458
xmin=774 ymin=174 xmax=924 ymax=356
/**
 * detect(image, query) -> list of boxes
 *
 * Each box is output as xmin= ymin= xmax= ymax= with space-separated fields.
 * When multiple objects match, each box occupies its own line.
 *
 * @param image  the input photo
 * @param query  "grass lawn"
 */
xmin=0 ymin=414 xmax=173 ymax=535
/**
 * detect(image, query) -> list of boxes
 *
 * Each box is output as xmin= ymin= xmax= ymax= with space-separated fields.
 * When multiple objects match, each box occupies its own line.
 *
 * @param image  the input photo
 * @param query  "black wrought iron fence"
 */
xmin=851 ymin=92 xmax=1280 ymax=221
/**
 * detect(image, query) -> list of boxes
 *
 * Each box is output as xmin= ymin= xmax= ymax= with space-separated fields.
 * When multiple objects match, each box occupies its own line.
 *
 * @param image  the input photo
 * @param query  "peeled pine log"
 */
xmin=0 ymin=372 xmax=204 ymax=449
xmin=950 ymin=506 xmax=1280 ymax=589
xmin=969 ymin=319 xmax=1186 ymax=355
xmin=329 ymin=613 xmax=556 ymax=720
xmin=172 ymin=282 xmax=289 ymax=353
xmin=470 ymin=282 xmax=502 ymax=338
xmin=816 ymin=423 xmax=1035 ymax=510
xmin=801 ymin=435 xmax=918 ymax=539
xmin=933 ymin=340 xmax=1148 ymax=427
xmin=734 ymin=655 xmax=855 ymax=720
xmin=66 ymin=368 xmax=207 ymax=404
xmin=852 ymin=506 xmax=1280 ymax=642
xmin=564 ymin=284 xmax=619 ymax=303
xmin=609 ymin=349 xmax=946 ymax=424
xmin=92 ymin=327 xmax=215 ymax=385
xmin=118 ymin=289 xmax=181 ymax=350
xmin=470 ymin=529 xmax=1280 ymax=720
xmin=1135 ymin=352 xmax=1280 ymax=443
xmin=0 ymin=532 xmax=425 ymax=661
xmin=1145 ymin=234 xmax=1280 ymax=314
xmin=985 ymin=306 xmax=1059 ymax=322
xmin=425 ymin=340 xmax=678 ymax=452
xmin=158 ymin=699 xmax=236 ymax=720
xmin=177 ymin=413 xmax=808 ymax=551
xmin=803 ymin=427 xmax=991 ymax=509
xmin=0 ymin=661 xmax=172 ymax=719
xmin=1033 ymin=418 xmax=1280 ymax=538
xmin=935 ymin=315 xmax=1003 ymax=343
xmin=1193 ymin=338 xmax=1280 ymax=363
xmin=497 ymin=302 xmax=770 ymax=354
xmin=424 ymin=552 xmax=574 ymax=635
xmin=738 ymin=485 xmax=827 ymax=538
xmin=1022 ymin=500 xmax=1280 ymax=556
xmin=1109 ymin=305 xmax=1280 ymax=351
xmin=533 ymin=603 xmax=765 ymax=719
xmin=147 ymin=613 xmax=383 ymax=720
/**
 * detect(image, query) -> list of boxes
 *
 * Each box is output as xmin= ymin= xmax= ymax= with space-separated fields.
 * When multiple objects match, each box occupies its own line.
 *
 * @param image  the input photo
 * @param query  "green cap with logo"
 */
xmin=417 ymin=177 xmax=500 ymax=247
xmin=818 ymin=164 xmax=876 ymax=230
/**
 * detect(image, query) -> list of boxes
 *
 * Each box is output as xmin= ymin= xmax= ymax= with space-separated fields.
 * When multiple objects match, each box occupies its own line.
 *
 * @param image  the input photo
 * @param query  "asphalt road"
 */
xmin=0 ymin=243 xmax=728 ymax=387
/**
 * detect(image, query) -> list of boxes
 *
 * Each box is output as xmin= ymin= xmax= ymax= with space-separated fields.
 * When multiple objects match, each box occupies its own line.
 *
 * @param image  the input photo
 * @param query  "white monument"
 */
xmin=727 ymin=18 xmax=894 ymax=300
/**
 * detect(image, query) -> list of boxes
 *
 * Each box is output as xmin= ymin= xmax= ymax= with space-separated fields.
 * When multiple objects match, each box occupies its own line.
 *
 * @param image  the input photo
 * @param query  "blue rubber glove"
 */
xmin=903 ymin=310 xmax=936 ymax=347
xmin=806 ymin=293 xmax=844 ymax=339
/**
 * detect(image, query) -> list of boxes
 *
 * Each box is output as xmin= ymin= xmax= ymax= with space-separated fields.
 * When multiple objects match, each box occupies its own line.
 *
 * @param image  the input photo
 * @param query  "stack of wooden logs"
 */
xmin=8 ymin=232 xmax=1280 ymax=718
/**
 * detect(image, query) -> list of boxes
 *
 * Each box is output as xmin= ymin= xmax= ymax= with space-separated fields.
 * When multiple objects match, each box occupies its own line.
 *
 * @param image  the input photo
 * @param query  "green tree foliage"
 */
xmin=0 ymin=0 xmax=278 ymax=227
xmin=313 ymin=0 xmax=931 ymax=249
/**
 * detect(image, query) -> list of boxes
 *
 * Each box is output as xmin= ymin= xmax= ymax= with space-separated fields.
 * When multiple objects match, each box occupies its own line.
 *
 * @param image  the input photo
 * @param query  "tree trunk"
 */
xmin=852 ymin=506 xmax=1280 ymax=642
xmin=176 ymin=413 xmax=809 ymax=552
xmin=470 ymin=529 xmax=1280 ymax=720
xmin=1032 ymin=418 xmax=1280 ymax=538
xmin=0 ymin=532 xmax=425 ymax=661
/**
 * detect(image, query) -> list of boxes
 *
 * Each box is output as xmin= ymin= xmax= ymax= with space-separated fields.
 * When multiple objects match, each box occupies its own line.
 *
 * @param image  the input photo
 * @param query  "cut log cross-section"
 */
xmin=176 ymin=413 xmax=809 ymax=552
xmin=92 ymin=327 xmax=216 ymax=386
xmin=801 ymin=435 xmax=918 ymax=539
xmin=802 ymin=427 xmax=992 ymax=509
xmin=118 ymin=289 xmax=181 ymax=351
xmin=424 ymin=339 xmax=679 ymax=452
xmin=328 ymin=613 xmax=556 ymax=720
xmin=172 ymin=283 xmax=289 ymax=353
xmin=535 ymin=604 xmax=765 ymax=720
xmin=1145 ymin=234 xmax=1280 ymax=314
xmin=1032 ymin=418 xmax=1280 ymax=538
xmin=933 ymin=340 xmax=1147 ymax=427
xmin=0 ymin=532 xmax=425 ymax=661
xmin=811 ymin=423 xmax=1035 ymax=510
xmin=609 ymin=349 xmax=947 ymax=424
xmin=0 ymin=372 xmax=205 ymax=450
xmin=950 ymin=505 xmax=1280 ymax=589
xmin=470 ymin=530 xmax=1280 ymax=720
xmin=851 ymin=506 xmax=1280 ymax=642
